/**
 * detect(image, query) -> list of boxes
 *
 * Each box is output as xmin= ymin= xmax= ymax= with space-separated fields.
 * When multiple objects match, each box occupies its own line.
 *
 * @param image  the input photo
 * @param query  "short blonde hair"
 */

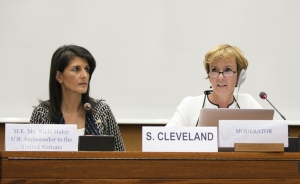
xmin=203 ymin=44 xmax=248 ymax=74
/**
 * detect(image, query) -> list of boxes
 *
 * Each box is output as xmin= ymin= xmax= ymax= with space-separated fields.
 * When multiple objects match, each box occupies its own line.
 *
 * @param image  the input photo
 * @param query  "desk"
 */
xmin=1 ymin=119 xmax=300 ymax=151
xmin=0 ymin=119 xmax=167 ymax=151
xmin=1 ymin=151 xmax=300 ymax=183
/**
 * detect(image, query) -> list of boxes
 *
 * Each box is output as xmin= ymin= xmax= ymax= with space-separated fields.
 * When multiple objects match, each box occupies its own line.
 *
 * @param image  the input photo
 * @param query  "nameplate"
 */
xmin=142 ymin=126 xmax=218 ymax=152
xmin=5 ymin=124 xmax=78 ymax=151
xmin=218 ymin=120 xmax=288 ymax=147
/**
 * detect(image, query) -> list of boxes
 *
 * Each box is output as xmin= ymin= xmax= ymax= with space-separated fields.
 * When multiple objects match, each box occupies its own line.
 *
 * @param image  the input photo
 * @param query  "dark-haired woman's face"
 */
xmin=56 ymin=57 xmax=90 ymax=96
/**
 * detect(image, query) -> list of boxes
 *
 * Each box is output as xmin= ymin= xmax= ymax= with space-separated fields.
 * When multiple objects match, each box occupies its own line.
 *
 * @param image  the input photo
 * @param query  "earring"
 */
xmin=210 ymin=85 xmax=212 ymax=88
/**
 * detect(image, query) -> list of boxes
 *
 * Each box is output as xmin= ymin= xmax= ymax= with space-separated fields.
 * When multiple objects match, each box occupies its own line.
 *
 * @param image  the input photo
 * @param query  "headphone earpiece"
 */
xmin=236 ymin=69 xmax=246 ymax=87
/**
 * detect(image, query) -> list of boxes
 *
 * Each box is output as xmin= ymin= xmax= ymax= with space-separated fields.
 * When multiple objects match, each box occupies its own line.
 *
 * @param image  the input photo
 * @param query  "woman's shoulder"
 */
xmin=175 ymin=95 xmax=205 ymax=111
xmin=32 ymin=102 xmax=51 ymax=113
xmin=30 ymin=101 xmax=52 ymax=123
xmin=181 ymin=95 xmax=205 ymax=104
xmin=234 ymin=93 xmax=262 ymax=108
xmin=234 ymin=93 xmax=256 ymax=100
xmin=92 ymin=99 xmax=111 ymax=110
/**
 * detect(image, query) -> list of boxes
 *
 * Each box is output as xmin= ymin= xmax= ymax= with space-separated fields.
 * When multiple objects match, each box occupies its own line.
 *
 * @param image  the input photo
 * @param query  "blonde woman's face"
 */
xmin=208 ymin=57 xmax=237 ymax=96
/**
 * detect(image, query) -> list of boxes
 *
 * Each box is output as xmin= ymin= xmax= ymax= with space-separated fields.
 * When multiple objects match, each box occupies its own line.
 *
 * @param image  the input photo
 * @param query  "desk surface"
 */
xmin=1 ymin=151 xmax=300 ymax=183
xmin=0 ymin=118 xmax=169 ymax=124
xmin=1 ymin=117 xmax=300 ymax=125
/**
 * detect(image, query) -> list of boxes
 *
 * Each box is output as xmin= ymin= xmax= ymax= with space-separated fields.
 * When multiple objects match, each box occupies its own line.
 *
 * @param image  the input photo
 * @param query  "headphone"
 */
xmin=236 ymin=69 xmax=246 ymax=87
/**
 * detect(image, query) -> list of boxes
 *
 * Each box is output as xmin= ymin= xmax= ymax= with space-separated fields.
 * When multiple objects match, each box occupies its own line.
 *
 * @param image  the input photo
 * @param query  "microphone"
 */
xmin=84 ymin=103 xmax=102 ymax=124
xmin=259 ymin=92 xmax=286 ymax=120
xmin=84 ymin=103 xmax=95 ymax=111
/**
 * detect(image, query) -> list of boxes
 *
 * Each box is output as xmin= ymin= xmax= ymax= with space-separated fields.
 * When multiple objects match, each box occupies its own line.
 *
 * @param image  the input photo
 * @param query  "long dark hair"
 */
xmin=46 ymin=45 xmax=96 ymax=122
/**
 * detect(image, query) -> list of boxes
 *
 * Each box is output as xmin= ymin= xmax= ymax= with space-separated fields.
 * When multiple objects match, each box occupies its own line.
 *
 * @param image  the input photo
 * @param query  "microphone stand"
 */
xmin=260 ymin=92 xmax=294 ymax=150
xmin=264 ymin=98 xmax=286 ymax=120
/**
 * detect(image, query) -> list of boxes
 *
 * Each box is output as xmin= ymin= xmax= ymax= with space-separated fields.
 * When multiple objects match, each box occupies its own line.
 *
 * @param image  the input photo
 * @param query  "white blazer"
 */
xmin=166 ymin=93 xmax=262 ymax=127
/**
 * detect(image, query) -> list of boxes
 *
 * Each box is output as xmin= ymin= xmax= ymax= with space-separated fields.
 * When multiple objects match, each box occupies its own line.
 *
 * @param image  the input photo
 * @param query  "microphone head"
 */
xmin=259 ymin=91 xmax=267 ymax=99
xmin=84 ymin=103 xmax=91 ymax=110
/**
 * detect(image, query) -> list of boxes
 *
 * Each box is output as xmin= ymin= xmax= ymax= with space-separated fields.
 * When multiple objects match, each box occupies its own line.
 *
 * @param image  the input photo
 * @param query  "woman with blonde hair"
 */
xmin=166 ymin=44 xmax=262 ymax=127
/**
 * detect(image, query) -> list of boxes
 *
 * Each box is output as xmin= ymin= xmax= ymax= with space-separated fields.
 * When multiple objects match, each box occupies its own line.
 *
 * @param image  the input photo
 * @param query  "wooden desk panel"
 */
xmin=1 ymin=152 xmax=300 ymax=183
xmin=0 ymin=124 xmax=4 ymax=150
xmin=0 ymin=123 xmax=299 ymax=151
xmin=290 ymin=125 xmax=300 ymax=137
xmin=119 ymin=124 xmax=164 ymax=151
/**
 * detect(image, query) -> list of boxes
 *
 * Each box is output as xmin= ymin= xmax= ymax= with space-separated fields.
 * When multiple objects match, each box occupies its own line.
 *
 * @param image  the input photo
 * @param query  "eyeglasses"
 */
xmin=208 ymin=71 xmax=237 ymax=78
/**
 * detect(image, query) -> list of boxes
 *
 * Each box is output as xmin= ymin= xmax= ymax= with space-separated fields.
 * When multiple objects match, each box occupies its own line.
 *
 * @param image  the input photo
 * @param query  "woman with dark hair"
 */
xmin=30 ymin=45 xmax=125 ymax=151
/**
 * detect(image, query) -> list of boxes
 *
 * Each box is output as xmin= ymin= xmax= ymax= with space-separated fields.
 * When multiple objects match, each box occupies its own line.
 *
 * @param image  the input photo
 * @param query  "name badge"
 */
xmin=5 ymin=124 xmax=78 ymax=151
xmin=142 ymin=126 xmax=218 ymax=152
xmin=218 ymin=120 xmax=288 ymax=147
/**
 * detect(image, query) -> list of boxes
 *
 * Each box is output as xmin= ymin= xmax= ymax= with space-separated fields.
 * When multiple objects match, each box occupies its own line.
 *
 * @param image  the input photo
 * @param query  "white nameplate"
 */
xmin=5 ymin=124 xmax=78 ymax=151
xmin=142 ymin=126 xmax=218 ymax=152
xmin=218 ymin=120 xmax=288 ymax=147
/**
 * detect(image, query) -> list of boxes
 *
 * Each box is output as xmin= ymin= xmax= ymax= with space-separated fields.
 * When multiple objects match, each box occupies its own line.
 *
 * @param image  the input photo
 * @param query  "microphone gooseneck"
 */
xmin=84 ymin=103 xmax=92 ymax=111
xmin=259 ymin=91 xmax=286 ymax=120
xmin=84 ymin=103 xmax=103 ymax=124
xmin=84 ymin=103 xmax=98 ymax=114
